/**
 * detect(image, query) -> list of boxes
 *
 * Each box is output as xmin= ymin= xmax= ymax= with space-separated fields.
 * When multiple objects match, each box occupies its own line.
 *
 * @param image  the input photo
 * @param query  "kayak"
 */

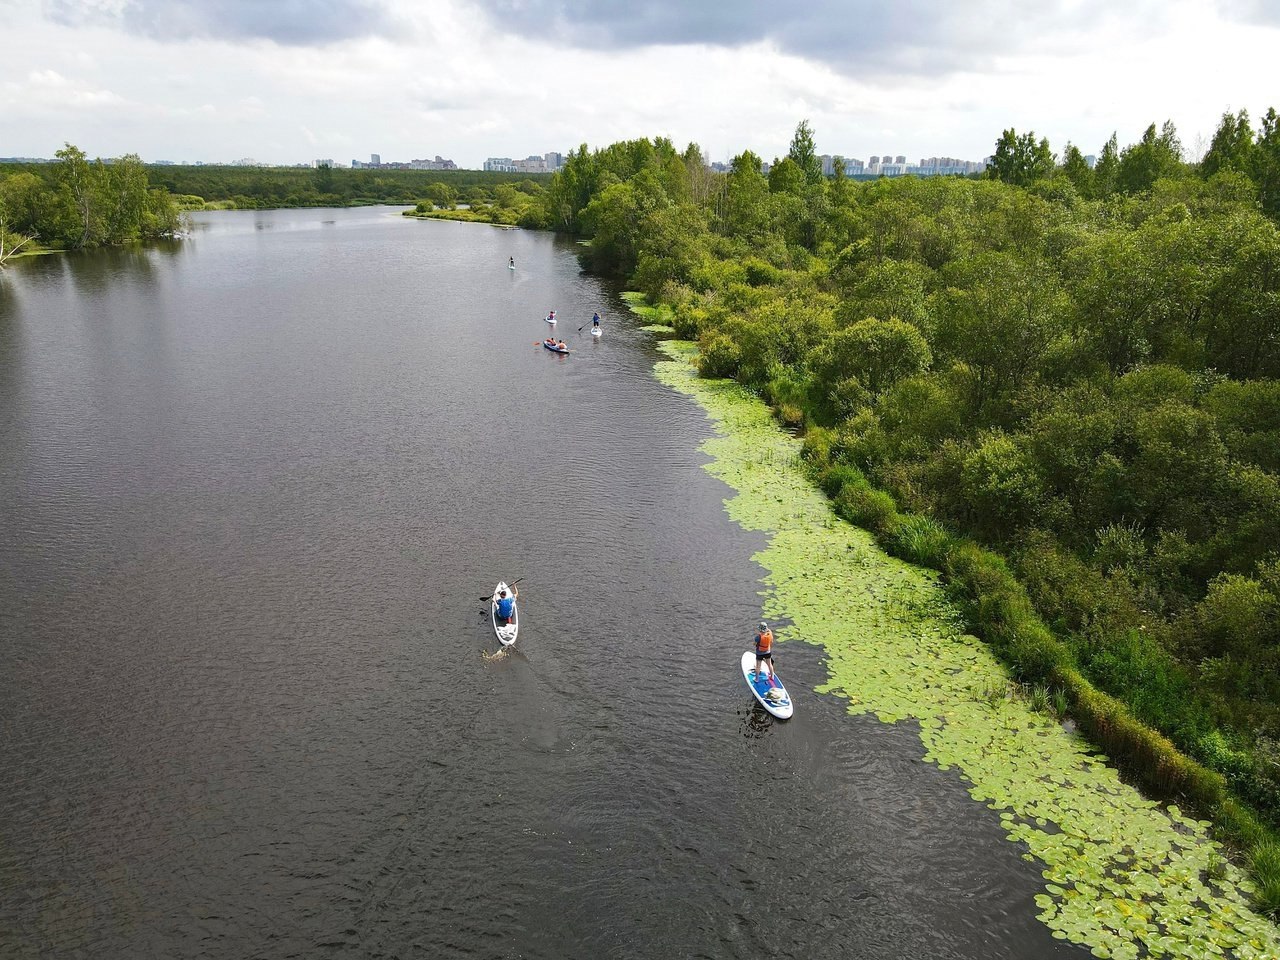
xmin=491 ymin=582 xmax=518 ymax=646
xmin=543 ymin=342 xmax=570 ymax=354
xmin=545 ymin=316 xmax=557 ymax=324
xmin=740 ymin=651 xmax=793 ymax=719
xmin=590 ymin=327 xmax=603 ymax=339
xmin=509 ymin=264 xmax=515 ymax=270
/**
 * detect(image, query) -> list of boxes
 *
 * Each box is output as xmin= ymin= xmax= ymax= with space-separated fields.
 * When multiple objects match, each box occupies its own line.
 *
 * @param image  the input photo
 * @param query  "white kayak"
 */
xmin=741 ymin=651 xmax=793 ymax=719
xmin=545 ymin=316 xmax=557 ymax=325
xmin=590 ymin=327 xmax=603 ymax=339
xmin=491 ymin=582 xmax=518 ymax=646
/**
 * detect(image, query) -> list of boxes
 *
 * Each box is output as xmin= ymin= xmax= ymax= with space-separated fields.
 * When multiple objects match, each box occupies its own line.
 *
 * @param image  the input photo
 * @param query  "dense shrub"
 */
xmin=578 ymin=121 xmax=1280 ymax=900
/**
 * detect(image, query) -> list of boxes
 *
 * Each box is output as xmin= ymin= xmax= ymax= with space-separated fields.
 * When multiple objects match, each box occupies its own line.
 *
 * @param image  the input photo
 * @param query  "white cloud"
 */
xmin=0 ymin=0 xmax=1276 ymax=167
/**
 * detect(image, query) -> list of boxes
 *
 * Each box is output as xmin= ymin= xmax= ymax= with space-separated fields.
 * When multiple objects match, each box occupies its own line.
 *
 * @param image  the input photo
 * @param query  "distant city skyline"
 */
xmin=2 ymin=1 xmax=1276 ymax=169
xmin=2 ymin=146 xmax=994 ymax=175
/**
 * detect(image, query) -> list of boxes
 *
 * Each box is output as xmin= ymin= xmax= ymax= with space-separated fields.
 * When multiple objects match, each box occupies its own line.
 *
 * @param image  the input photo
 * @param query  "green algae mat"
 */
xmin=649 ymin=332 xmax=1280 ymax=960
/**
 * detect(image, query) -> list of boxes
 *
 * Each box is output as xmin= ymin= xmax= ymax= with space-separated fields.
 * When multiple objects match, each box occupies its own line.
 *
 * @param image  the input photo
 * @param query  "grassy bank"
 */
xmin=403 ymin=207 xmax=521 ymax=227
xmin=633 ymin=292 xmax=1280 ymax=958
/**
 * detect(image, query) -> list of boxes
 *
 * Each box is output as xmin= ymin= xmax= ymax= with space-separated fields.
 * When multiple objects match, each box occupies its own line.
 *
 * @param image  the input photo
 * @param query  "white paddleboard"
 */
xmin=741 ymin=651 xmax=792 ymax=719
xmin=591 ymin=327 xmax=602 ymax=339
xmin=491 ymin=582 xmax=518 ymax=646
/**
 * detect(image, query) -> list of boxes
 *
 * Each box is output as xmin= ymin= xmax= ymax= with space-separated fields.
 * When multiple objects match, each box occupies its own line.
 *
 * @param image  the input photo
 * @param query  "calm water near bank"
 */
xmin=0 ymin=208 xmax=1082 ymax=958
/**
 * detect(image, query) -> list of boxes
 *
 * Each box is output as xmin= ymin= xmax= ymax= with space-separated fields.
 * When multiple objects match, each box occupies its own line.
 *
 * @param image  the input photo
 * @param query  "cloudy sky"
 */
xmin=1 ymin=0 xmax=1276 ymax=167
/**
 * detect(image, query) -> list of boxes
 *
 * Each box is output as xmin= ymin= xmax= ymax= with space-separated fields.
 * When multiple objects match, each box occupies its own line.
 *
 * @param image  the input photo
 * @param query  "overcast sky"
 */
xmin=2 ymin=0 xmax=1277 ymax=167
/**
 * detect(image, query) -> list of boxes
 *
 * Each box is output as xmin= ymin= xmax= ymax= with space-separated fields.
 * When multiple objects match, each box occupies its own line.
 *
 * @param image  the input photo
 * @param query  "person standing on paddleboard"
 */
xmin=496 ymin=585 xmax=517 ymax=624
xmin=592 ymin=311 xmax=601 ymax=329
xmin=753 ymin=621 xmax=775 ymax=683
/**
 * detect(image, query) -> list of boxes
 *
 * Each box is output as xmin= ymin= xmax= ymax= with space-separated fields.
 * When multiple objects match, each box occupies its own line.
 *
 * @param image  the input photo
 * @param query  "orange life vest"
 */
xmin=755 ymin=629 xmax=773 ymax=654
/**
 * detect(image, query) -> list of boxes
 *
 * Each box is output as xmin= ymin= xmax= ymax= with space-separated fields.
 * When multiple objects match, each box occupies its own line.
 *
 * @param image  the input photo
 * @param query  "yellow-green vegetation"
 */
xmin=403 ymin=180 xmax=549 ymax=228
xmin=403 ymin=207 xmax=521 ymax=227
xmin=647 ymin=315 xmax=1280 ymax=958
xmin=620 ymin=290 xmax=675 ymax=334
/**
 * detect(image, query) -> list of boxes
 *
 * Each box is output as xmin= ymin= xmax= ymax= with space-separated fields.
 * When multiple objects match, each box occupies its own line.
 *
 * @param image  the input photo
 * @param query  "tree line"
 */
xmin=532 ymin=114 xmax=1280 ymax=909
xmin=0 ymin=145 xmax=185 ymax=258
xmin=0 ymin=150 xmax=557 ymax=259
xmin=145 ymin=164 xmax=552 ymax=211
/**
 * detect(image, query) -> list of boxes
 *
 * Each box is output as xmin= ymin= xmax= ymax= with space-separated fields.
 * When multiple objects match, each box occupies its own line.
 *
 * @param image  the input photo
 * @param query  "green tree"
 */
xmin=546 ymin=144 xmax=596 ymax=231
xmin=680 ymin=141 xmax=718 ymax=207
xmin=1197 ymin=210 xmax=1280 ymax=378
xmin=143 ymin=185 xmax=184 ymax=238
xmin=960 ymin=430 xmax=1046 ymax=538
xmin=834 ymin=258 xmax=932 ymax=329
xmin=1130 ymin=400 xmax=1228 ymax=535
xmin=0 ymin=195 xmax=36 ymax=267
xmin=933 ymin=252 xmax=1070 ymax=406
xmin=811 ymin=315 xmax=932 ymax=397
xmin=1117 ymin=121 xmax=1186 ymax=194
xmin=425 ymin=182 xmax=457 ymax=209
xmin=1059 ymin=143 xmax=1093 ymax=195
xmin=767 ymin=156 xmax=805 ymax=195
xmin=580 ymin=168 xmax=672 ymax=277
xmin=788 ymin=119 xmax=823 ymax=185
xmin=312 ymin=162 xmax=334 ymax=193
xmin=493 ymin=184 xmax=520 ymax=209
xmin=105 ymin=153 xmax=149 ymax=240
xmin=828 ymin=155 xmax=852 ymax=204
xmin=1200 ymin=109 xmax=1256 ymax=180
xmin=988 ymin=128 xmax=1056 ymax=187
xmin=1093 ymin=133 xmax=1120 ymax=197
xmin=1257 ymin=107 xmax=1280 ymax=220
xmin=0 ymin=172 xmax=53 ymax=238
xmin=720 ymin=150 xmax=770 ymax=239
xmin=54 ymin=143 xmax=105 ymax=249
xmin=632 ymin=202 xmax=710 ymax=297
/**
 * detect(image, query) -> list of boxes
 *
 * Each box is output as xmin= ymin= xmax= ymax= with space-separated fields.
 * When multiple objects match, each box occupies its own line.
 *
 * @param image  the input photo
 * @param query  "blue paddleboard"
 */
xmin=741 ymin=651 xmax=793 ymax=719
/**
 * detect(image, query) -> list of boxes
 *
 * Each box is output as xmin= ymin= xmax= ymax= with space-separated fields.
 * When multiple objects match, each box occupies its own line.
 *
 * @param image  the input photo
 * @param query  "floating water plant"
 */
xmin=646 ymin=321 xmax=1280 ymax=959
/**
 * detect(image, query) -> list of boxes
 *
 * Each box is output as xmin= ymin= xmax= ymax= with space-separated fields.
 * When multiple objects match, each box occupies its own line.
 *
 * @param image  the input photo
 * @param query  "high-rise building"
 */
xmin=371 ymin=153 xmax=380 ymax=166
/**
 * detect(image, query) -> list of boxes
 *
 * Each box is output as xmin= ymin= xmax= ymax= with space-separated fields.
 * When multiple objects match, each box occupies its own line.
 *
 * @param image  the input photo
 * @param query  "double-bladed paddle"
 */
xmin=479 ymin=577 xmax=523 ymax=601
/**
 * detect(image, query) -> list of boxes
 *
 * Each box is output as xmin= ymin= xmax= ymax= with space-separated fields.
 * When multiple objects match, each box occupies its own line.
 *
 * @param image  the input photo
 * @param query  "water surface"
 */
xmin=0 ymin=208 xmax=1083 ymax=958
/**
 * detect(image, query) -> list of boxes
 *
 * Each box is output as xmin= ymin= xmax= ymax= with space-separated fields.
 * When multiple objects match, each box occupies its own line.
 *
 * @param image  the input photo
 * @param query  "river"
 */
xmin=0 ymin=208 xmax=1083 ymax=959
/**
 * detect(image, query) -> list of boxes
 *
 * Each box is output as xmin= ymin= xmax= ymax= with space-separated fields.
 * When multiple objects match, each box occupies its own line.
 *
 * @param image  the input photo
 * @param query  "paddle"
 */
xmin=479 ymin=577 xmax=522 ymax=601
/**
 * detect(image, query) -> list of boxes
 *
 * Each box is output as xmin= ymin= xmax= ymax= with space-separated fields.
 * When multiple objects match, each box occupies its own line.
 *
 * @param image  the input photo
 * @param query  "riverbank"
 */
xmin=402 ymin=207 xmax=521 ymax=227
xmin=634 ymin=295 xmax=1280 ymax=959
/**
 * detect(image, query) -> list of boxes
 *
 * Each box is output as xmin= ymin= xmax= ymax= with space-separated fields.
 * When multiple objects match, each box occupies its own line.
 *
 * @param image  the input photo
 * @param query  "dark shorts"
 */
xmin=755 ymin=651 xmax=773 ymax=661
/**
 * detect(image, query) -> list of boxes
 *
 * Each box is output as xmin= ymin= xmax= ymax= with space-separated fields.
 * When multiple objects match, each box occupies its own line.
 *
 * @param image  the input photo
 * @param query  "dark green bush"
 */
xmin=834 ymin=484 xmax=898 ymax=536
